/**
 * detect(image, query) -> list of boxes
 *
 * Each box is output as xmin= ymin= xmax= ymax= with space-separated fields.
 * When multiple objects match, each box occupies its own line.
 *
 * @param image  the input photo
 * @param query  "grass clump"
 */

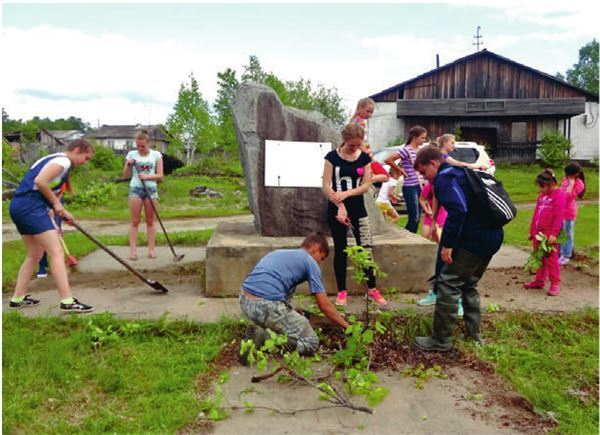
xmin=2 ymin=312 xmax=243 ymax=434
xmin=476 ymin=309 xmax=599 ymax=434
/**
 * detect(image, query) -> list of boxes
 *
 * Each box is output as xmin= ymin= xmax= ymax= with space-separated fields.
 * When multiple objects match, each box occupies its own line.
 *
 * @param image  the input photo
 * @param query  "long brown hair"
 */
xmin=405 ymin=126 xmax=427 ymax=146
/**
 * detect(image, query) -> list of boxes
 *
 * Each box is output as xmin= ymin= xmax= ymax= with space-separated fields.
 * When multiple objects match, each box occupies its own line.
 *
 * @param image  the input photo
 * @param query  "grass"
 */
xmin=2 ymin=311 xmax=243 ymax=434
xmin=474 ymin=309 xmax=599 ymax=434
xmin=2 ymin=229 xmax=214 ymax=293
xmin=503 ymin=204 xmax=599 ymax=260
xmin=396 ymin=200 xmax=598 ymax=262
xmin=2 ymin=171 xmax=249 ymax=221
xmin=494 ymin=163 xmax=598 ymax=203
xmin=3 ymin=310 xmax=597 ymax=433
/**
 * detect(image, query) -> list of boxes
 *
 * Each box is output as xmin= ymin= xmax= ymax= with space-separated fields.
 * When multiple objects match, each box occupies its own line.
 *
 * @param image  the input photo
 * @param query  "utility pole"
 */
xmin=472 ymin=26 xmax=483 ymax=51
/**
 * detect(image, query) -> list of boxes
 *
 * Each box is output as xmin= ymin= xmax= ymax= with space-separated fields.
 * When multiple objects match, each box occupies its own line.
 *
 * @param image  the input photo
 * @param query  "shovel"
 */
xmin=71 ymin=221 xmax=169 ymax=293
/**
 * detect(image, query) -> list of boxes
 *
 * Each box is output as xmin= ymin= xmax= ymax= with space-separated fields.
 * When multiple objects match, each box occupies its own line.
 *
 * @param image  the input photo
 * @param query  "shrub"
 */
xmin=386 ymin=137 xmax=405 ymax=147
xmin=67 ymin=181 xmax=117 ymax=208
xmin=90 ymin=144 xmax=123 ymax=171
xmin=538 ymin=130 xmax=571 ymax=168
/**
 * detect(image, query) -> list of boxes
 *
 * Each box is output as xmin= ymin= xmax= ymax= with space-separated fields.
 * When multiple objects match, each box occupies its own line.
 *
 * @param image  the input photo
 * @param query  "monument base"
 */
xmin=205 ymin=221 xmax=437 ymax=297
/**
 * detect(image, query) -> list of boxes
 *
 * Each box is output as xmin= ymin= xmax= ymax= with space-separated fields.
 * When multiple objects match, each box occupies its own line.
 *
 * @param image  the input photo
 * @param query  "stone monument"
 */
xmin=204 ymin=83 xmax=436 ymax=296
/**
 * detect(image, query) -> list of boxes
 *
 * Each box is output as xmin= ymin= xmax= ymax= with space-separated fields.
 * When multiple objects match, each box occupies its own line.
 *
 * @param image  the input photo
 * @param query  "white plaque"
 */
xmin=264 ymin=140 xmax=331 ymax=187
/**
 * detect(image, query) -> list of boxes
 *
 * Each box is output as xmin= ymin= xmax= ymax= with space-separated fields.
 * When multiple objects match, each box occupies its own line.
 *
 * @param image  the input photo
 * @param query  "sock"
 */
xmin=61 ymin=298 xmax=74 ymax=305
xmin=11 ymin=296 xmax=24 ymax=303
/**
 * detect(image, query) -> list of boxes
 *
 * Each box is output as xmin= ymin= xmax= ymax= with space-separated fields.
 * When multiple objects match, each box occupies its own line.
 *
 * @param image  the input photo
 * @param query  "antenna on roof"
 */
xmin=472 ymin=26 xmax=484 ymax=51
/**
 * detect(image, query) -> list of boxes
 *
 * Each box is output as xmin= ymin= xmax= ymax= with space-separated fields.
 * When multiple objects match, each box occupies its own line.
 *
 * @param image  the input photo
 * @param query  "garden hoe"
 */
xmin=139 ymin=178 xmax=185 ymax=262
xmin=71 ymin=221 xmax=170 ymax=293
xmin=51 ymin=218 xmax=78 ymax=272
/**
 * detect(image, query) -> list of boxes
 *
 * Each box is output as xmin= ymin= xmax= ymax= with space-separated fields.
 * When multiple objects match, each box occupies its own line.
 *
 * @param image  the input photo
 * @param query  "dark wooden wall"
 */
xmin=404 ymin=117 xmax=543 ymax=163
xmin=377 ymin=53 xmax=590 ymax=102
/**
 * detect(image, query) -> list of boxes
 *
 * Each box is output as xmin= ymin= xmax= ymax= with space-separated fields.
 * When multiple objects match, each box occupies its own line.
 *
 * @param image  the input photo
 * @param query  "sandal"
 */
xmin=129 ymin=254 xmax=138 ymax=261
xmin=148 ymin=253 xmax=157 ymax=259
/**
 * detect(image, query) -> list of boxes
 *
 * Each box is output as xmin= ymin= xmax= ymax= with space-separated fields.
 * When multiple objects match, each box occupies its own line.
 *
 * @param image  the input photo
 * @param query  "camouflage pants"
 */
xmin=239 ymin=291 xmax=319 ymax=355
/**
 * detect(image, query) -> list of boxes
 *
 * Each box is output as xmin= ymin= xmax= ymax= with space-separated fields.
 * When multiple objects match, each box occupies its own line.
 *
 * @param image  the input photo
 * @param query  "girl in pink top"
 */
xmin=523 ymin=170 xmax=566 ymax=296
xmin=419 ymin=181 xmax=447 ymax=243
xmin=558 ymin=162 xmax=586 ymax=265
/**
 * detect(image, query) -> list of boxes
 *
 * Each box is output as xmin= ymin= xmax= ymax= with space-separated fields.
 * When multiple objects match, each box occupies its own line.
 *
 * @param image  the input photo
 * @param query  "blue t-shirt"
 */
xmin=242 ymin=249 xmax=325 ymax=301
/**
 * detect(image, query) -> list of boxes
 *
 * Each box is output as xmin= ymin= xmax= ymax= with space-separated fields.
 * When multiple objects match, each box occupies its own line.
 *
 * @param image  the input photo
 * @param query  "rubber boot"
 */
xmin=462 ymin=291 xmax=483 ymax=345
xmin=239 ymin=326 xmax=267 ymax=366
xmin=282 ymin=337 xmax=299 ymax=353
xmin=414 ymin=300 xmax=457 ymax=352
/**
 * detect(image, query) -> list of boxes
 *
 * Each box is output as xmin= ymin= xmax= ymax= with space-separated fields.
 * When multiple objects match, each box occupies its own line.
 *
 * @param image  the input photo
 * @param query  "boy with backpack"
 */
xmin=411 ymin=145 xmax=505 ymax=352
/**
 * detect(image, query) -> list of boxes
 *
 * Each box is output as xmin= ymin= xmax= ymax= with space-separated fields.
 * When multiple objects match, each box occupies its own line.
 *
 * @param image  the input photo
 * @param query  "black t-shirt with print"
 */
xmin=325 ymin=149 xmax=371 ymax=218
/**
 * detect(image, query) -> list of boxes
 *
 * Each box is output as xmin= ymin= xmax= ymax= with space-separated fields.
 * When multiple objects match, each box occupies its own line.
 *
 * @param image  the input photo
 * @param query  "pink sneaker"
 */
xmin=335 ymin=290 xmax=348 ymax=306
xmin=547 ymin=285 xmax=560 ymax=296
xmin=367 ymin=289 xmax=388 ymax=306
xmin=523 ymin=281 xmax=544 ymax=290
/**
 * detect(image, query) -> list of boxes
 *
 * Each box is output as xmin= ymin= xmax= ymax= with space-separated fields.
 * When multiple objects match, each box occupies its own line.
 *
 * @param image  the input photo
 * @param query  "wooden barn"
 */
xmin=369 ymin=49 xmax=599 ymax=162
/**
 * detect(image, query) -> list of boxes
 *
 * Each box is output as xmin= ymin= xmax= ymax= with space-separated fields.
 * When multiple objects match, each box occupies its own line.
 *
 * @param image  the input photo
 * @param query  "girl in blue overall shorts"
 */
xmin=8 ymin=139 xmax=95 ymax=312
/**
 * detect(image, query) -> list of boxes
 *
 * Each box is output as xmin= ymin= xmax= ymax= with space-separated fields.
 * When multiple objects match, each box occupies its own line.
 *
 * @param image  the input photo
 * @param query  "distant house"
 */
xmin=369 ymin=49 xmax=599 ymax=162
xmin=40 ymin=129 xmax=85 ymax=150
xmin=87 ymin=124 xmax=170 ymax=153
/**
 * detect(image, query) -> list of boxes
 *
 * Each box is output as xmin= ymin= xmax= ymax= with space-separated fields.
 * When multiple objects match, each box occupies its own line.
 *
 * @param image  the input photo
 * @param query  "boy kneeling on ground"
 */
xmin=239 ymin=232 xmax=349 ymax=364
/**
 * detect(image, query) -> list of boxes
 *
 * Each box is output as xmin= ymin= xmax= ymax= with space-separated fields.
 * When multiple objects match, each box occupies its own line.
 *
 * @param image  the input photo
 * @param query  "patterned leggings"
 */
xmin=327 ymin=212 xmax=376 ymax=291
xmin=239 ymin=292 xmax=319 ymax=355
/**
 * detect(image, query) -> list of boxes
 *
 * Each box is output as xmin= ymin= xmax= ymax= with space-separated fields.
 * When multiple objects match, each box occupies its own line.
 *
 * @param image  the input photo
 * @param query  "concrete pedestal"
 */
xmin=205 ymin=221 xmax=437 ymax=297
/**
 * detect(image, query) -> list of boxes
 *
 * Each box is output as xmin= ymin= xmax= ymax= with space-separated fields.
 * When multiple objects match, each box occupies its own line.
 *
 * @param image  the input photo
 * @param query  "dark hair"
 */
xmin=414 ymin=145 xmax=443 ymax=169
xmin=301 ymin=232 xmax=329 ymax=256
xmin=564 ymin=162 xmax=586 ymax=198
xmin=405 ymin=126 xmax=427 ymax=146
xmin=67 ymin=138 xmax=94 ymax=153
xmin=535 ymin=169 xmax=557 ymax=187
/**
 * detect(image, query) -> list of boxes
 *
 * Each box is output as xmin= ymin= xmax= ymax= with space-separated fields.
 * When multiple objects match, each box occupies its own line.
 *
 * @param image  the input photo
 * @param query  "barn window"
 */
xmin=511 ymin=122 xmax=527 ymax=143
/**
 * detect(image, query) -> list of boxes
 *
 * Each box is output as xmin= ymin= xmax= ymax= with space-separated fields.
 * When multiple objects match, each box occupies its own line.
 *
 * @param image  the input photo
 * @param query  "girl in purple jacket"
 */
xmin=523 ymin=170 xmax=566 ymax=296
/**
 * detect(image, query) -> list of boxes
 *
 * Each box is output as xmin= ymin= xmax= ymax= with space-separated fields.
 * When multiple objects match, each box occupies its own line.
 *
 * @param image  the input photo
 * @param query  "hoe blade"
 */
xmin=149 ymin=280 xmax=170 ymax=293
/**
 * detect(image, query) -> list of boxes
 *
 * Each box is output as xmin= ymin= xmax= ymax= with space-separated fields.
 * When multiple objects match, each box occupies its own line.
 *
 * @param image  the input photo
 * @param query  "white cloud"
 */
xmin=1 ymin=24 xmax=243 ymax=125
xmin=451 ymin=0 xmax=600 ymax=39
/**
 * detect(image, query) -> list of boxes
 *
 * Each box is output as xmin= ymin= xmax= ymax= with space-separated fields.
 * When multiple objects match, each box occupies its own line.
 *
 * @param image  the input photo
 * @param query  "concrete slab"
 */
xmin=205 ymin=221 xmax=438 ymax=297
xmin=488 ymin=245 xmax=530 ymax=269
xmin=75 ymin=245 xmax=205 ymax=275
xmin=211 ymin=366 xmax=513 ymax=434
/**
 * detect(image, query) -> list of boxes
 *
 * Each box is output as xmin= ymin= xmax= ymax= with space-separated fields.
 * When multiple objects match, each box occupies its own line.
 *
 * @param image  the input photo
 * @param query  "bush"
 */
xmin=67 ymin=181 xmax=117 ymax=208
xmin=538 ymin=130 xmax=571 ymax=168
xmin=90 ymin=144 xmax=123 ymax=171
xmin=386 ymin=137 xmax=405 ymax=147
xmin=2 ymin=139 xmax=27 ymax=182
xmin=174 ymin=152 xmax=242 ymax=177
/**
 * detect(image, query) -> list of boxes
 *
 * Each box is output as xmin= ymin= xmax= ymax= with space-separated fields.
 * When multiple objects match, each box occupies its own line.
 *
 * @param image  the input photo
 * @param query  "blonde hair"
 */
xmin=436 ymin=134 xmax=455 ymax=150
xmin=341 ymin=123 xmax=365 ymax=143
xmin=353 ymin=97 xmax=375 ymax=118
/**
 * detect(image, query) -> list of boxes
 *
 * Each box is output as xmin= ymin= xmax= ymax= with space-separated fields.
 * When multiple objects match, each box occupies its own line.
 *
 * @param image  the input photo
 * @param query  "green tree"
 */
xmin=239 ymin=55 xmax=347 ymax=127
xmin=556 ymin=39 xmax=599 ymax=94
xmin=214 ymin=68 xmax=240 ymax=152
xmin=166 ymin=73 xmax=216 ymax=164
xmin=241 ymin=55 xmax=267 ymax=83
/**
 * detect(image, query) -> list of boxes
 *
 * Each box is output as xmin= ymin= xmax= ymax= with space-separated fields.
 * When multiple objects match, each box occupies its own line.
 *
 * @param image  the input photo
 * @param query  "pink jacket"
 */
xmin=530 ymin=188 xmax=566 ymax=238
xmin=560 ymin=177 xmax=585 ymax=220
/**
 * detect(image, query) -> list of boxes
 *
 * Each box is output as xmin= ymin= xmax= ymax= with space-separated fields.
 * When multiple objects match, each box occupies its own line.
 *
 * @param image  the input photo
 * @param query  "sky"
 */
xmin=2 ymin=0 xmax=599 ymax=128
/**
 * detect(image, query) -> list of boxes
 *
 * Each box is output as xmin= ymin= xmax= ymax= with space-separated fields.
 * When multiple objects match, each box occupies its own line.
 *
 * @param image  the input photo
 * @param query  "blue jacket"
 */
xmin=434 ymin=163 xmax=503 ymax=259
